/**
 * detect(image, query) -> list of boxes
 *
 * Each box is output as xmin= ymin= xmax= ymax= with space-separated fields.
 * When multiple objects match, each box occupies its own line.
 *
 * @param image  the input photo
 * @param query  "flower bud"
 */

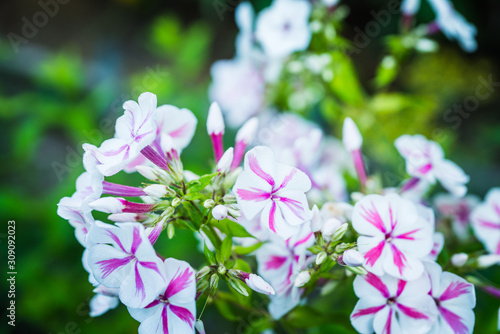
xmin=294 ymin=271 xmax=311 ymax=287
xmin=315 ymin=251 xmax=328 ymax=265
xmin=346 ymin=266 xmax=368 ymax=276
xmin=245 ymin=274 xmax=275 ymax=295
xmin=217 ymin=147 xmax=234 ymax=174
xmin=335 ymin=242 xmax=350 ymax=253
xmin=207 ymin=102 xmax=225 ymax=135
xmin=311 ymin=205 xmax=323 ymax=232
xmin=209 ymin=273 xmax=219 ymax=291
xmin=223 ymin=194 xmax=236 ymax=204
xmin=321 ymin=218 xmax=343 ymax=237
xmin=342 ymin=117 xmax=362 ymax=151
xmin=195 ymin=319 xmax=206 ymax=334
xmin=226 ymin=206 xmax=241 ymax=218
xmin=342 ymin=249 xmax=365 ymax=267
xmin=228 ymin=277 xmax=249 ymax=296
xmin=167 ymin=223 xmax=175 ymax=239
xmin=171 ymin=197 xmax=181 ymax=208
xmin=212 ymin=205 xmax=228 ymax=220
xmin=204 ymin=199 xmax=215 ymax=208
xmin=217 ymin=265 xmax=227 ymax=276
xmin=451 ymin=253 xmax=468 ymax=267
xmin=196 ymin=266 xmax=212 ymax=280
xmin=477 ymin=254 xmax=500 ymax=268
xmin=331 ymin=223 xmax=349 ymax=242
xmin=143 ymin=184 xmax=168 ymax=198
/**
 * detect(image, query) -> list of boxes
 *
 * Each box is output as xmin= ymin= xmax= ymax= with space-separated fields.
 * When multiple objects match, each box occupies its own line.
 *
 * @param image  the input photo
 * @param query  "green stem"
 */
xmin=202 ymin=222 xmax=222 ymax=250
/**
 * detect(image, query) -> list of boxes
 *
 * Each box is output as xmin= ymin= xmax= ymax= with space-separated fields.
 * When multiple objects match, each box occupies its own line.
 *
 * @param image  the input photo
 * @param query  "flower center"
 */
xmin=385 ymin=234 xmax=393 ymax=243
xmin=387 ymin=297 xmax=396 ymax=305
xmin=159 ymin=295 xmax=170 ymax=305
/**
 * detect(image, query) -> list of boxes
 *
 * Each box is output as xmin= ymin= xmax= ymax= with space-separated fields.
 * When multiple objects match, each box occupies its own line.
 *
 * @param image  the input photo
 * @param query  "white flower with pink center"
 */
xmin=128 ymin=258 xmax=196 ymax=334
xmin=255 ymin=0 xmax=312 ymax=59
xmin=84 ymin=92 xmax=158 ymax=176
xmin=471 ymin=188 xmax=500 ymax=255
xmin=233 ymin=146 xmax=312 ymax=239
xmin=350 ymin=272 xmax=438 ymax=334
xmin=425 ymin=261 xmax=476 ymax=334
xmin=255 ymin=224 xmax=314 ymax=318
xmin=395 ymin=134 xmax=469 ymax=197
xmin=435 ymin=193 xmax=479 ymax=240
xmin=353 ymin=194 xmax=434 ymax=280
xmin=87 ymin=222 xmax=166 ymax=308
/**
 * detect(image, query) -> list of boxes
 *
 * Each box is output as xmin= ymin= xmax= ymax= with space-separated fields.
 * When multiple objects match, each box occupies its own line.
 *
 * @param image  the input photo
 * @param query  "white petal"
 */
xmin=350 ymin=297 xmax=386 ymax=334
xmin=87 ymin=244 xmax=132 ymax=288
xmin=163 ymin=258 xmax=196 ymax=305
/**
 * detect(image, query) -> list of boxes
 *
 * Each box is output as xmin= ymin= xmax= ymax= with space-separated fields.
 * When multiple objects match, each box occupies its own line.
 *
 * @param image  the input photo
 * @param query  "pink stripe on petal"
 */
xmin=169 ymin=123 xmax=189 ymax=138
xmin=269 ymin=202 xmax=277 ymax=233
xmin=265 ymin=255 xmax=288 ymax=270
xmin=391 ymin=244 xmax=407 ymax=275
xmin=494 ymin=204 xmax=500 ymax=218
xmin=165 ymin=267 xmax=193 ymax=299
xmin=131 ymin=227 xmax=142 ymax=254
xmin=210 ymin=133 xmax=224 ymax=162
xmin=97 ymin=256 xmax=133 ymax=279
xmin=135 ymin=263 xmax=146 ymax=301
xmin=107 ymin=230 xmax=127 ymax=252
xmin=384 ymin=307 xmax=393 ymax=334
xmin=395 ymin=229 xmax=420 ymax=240
xmin=440 ymin=306 xmax=468 ymax=334
xmin=162 ymin=305 xmax=169 ymax=334
xmin=397 ymin=304 xmax=428 ymax=319
xmin=140 ymin=261 xmax=163 ymax=277
xmin=145 ymin=300 xmax=161 ymax=309
xmin=417 ymin=163 xmax=433 ymax=174
xmin=365 ymin=272 xmax=390 ymax=298
xmin=352 ymin=305 xmax=386 ymax=318
xmin=396 ymin=280 xmax=407 ymax=297
xmin=248 ymin=153 xmax=275 ymax=187
xmin=440 ymin=281 xmax=470 ymax=302
xmin=236 ymin=188 xmax=271 ymax=201
xmin=360 ymin=202 xmax=387 ymax=233
xmin=275 ymin=169 xmax=297 ymax=191
xmin=364 ymin=240 xmax=385 ymax=267
xmin=477 ymin=219 xmax=500 ymax=229
xmin=294 ymin=232 xmax=313 ymax=248
xmin=389 ymin=205 xmax=396 ymax=230
xmin=170 ymin=304 xmax=195 ymax=327
xmin=278 ymin=197 xmax=305 ymax=220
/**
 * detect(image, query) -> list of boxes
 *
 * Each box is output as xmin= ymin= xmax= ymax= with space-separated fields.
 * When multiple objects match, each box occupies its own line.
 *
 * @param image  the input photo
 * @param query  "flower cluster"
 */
xmin=57 ymin=1 xmax=494 ymax=333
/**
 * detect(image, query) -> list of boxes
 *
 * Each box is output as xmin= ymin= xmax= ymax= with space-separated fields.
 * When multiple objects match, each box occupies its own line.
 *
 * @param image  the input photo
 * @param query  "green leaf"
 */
xmin=374 ymin=56 xmax=399 ymax=88
xmin=233 ymin=258 xmax=252 ymax=273
xmin=204 ymin=243 xmax=216 ymax=265
xmin=286 ymin=306 xmax=327 ymax=328
xmin=221 ymin=235 xmax=233 ymax=263
xmin=328 ymin=51 xmax=365 ymax=106
xmin=212 ymin=219 xmax=255 ymax=238
xmin=186 ymin=173 xmax=217 ymax=194
xmin=234 ymin=242 xmax=263 ymax=255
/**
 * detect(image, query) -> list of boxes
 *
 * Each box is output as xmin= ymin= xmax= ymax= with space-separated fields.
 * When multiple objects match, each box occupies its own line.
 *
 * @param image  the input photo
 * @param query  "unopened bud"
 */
xmin=223 ymin=194 xmax=236 ymax=204
xmin=311 ymin=205 xmax=323 ymax=232
xmin=195 ymin=319 xmax=206 ymax=334
xmin=451 ymin=253 xmax=468 ymax=267
xmin=321 ymin=218 xmax=343 ymax=237
xmin=212 ymin=205 xmax=228 ymax=220
xmin=346 ymin=266 xmax=368 ymax=276
xmin=217 ymin=265 xmax=227 ymax=276
xmin=143 ymin=184 xmax=168 ymax=198
xmin=204 ymin=199 xmax=215 ymax=208
xmin=167 ymin=223 xmax=175 ymax=239
xmin=196 ymin=266 xmax=212 ymax=280
xmin=294 ymin=271 xmax=311 ymax=287
xmin=335 ymin=242 xmax=350 ymax=253
xmin=342 ymin=249 xmax=365 ymax=267
xmin=228 ymin=277 xmax=249 ymax=296
xmin=331 ymin=223 xmax=349 ymax=242
xmin=171 ymin=197 xmax=182 ymax=208
xmin=316 ymin=251 xmax=328 ymax=265
xmin=209 ymin=273 xmax=219 ymax=291
xmin=477 ymin=254 xmax=500 ymax=268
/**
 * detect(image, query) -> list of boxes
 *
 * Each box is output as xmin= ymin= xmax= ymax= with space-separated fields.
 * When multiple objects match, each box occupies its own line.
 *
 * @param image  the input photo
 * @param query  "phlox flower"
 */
xmin=87 ymin=222 xmax=166 ymax=308
xmin=83 ymin=92 xmax=158 ymax=176
xmin=425 ymin=261 xmax=476 ymax=334
xmin=434 ymin=193 xmax=479 ymax=240
xmin=128 ymin=259 xmax=196 ymax=334
xmin=395 ymin=134 xmax=469 ymax=197
xmin=352 ymin=194 xmax=434 ymax=280
xmin=57 ymin=171 xmax=102 ymax=246
xmin=233 ymin=146 xmax=312 ymax=239
xmin=89 ymin=285 xmax=120 ymax=317
xmin=471 ymin=188 xmax=500 ymax=255
xmin=255 ymin=0 xmax=312 ymax=59
xmin=350 ymin=272 xmax=438 ymax=334
xmin=255 ymin=224 xmax=314 ymax=318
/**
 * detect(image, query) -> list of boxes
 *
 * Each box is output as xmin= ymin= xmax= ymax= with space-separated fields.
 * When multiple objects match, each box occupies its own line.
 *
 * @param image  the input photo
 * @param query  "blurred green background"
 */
xmin=0 ymin=0 xmax=499 ymax=333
